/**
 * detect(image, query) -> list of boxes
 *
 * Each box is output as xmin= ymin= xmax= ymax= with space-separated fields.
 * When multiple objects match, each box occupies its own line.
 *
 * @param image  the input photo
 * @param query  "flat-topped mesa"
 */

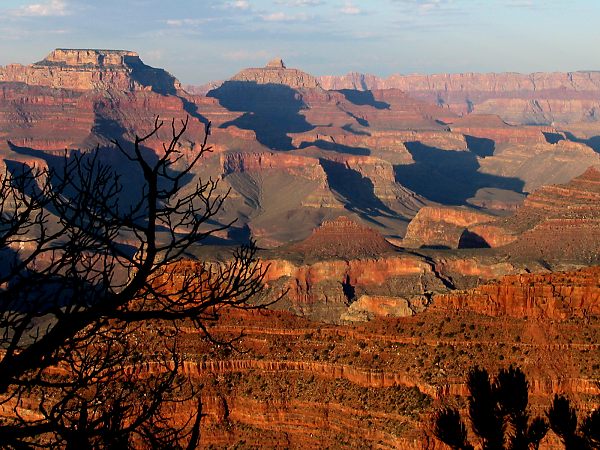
xmin=230 ymin=58 xmax=321 ymax=89
xmin=291 ymin=216 xmax=396 ymax=258
xmin=40 ymin=49 xmax=139 ymax=67
xmin=0 ymin=48 xmax=181 ymax=93
xmin=265 ymin=58 xmax=286 ymax=69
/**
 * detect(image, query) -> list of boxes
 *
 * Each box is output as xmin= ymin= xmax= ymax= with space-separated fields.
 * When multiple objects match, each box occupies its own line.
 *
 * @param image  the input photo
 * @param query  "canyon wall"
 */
xmin=433 ymin=267 xmax=600 ymax=320
xmin=0 ymin=49 xmax=181 ymax=93
xmin=319 ymin=71 xmax=600 ymax=123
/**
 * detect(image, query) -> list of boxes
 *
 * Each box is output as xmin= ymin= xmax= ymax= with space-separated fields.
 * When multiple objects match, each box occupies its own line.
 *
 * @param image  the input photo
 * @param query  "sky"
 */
xmin=0 ymin=0 xmax=599 ymax=85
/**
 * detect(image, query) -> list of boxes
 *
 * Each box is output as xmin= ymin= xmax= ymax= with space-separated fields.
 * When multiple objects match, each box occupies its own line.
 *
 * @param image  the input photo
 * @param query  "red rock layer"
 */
xmin=0 ymin=49 xmax=181 ymax=92
xmin=433 ymin=267 xmax=600 ymax=320
xmin=499 ymin=167 xmax=600 ymax=262
xmin=318 ymin=71 xmax=600 ymax=123
xmin=144 ymin=304 xmax=600 ymax=449
xmin=403 ymin=206 xmax=497 ymax=248
xmin=289 ymin=216 xmax=396 ymax=259
xmin=230 ymin=59 xmax=321 ymax=89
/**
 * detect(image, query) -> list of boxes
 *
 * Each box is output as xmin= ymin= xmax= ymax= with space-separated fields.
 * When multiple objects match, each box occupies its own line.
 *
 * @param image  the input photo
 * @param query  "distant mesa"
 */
xmin=290 ymin=216 xmax=396 ymax=259
xmin=40 ymin=48 xmax=139 ymax=67
xmin=0 ymin=48 xmax=180 ymax=94
xmin=230 ymin=58 xmax=321 ymax=90
xmin=266 ymin=58 xmax=286 ymax=69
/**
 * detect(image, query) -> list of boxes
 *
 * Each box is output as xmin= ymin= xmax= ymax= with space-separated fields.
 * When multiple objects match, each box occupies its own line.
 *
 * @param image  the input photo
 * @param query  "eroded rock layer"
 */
xmin=290 ymin=216 xmax=397 ymax=258
xmin=433 ymin=267 xmax=600 ymax=320
xmin=0 ymin=49 xmax=181 ymax=93
xmin=318 ymin=71 xmax=600 ymax=124
xmin=136 ymin=294 xmax=600 ymax=448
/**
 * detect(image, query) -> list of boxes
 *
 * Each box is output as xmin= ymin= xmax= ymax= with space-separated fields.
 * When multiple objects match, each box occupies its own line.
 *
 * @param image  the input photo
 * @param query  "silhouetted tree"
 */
xmin=433 ymin=366 xmax=548 ymax=450
xmin=0 ymin=117 xmax=268 ymax=448
xmin=547 ymin=394 xmax=600 ymax=450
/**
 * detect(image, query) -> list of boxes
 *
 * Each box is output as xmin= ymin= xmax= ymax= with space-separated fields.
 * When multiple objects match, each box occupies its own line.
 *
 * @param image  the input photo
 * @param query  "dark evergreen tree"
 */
xmin=547 ymin=394 xmax=600 ymax=450
xmin=433 ymin=366 xmax=548 ymax=450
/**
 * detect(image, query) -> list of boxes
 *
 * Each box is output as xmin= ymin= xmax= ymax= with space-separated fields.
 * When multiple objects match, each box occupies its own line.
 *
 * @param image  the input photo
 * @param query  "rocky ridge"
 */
xmin=230 ymin=58 xmax=321 ymax=90
xmin=318 ymin=71 xmax=600 ymax=123
xmin=0 ymin=49 xmax=181 ymax=93
xmin=433 ymin=267 xmax=600 ymax=320
xmin=289 ymin=215 xmax=397 ymax=259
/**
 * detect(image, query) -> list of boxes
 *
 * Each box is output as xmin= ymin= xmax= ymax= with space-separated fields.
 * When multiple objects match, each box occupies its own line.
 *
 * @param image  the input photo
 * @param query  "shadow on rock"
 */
xmin=394 ymin=141 xmax=525 ymax=205
xmin=319 ymin=158 xmax=396 ymax=220
xmin=338 ymin=90 xmax=390 ymax=110
xmin=208 ymin=81 xmax=315 ymax=151
xmin=298 ymin=139 xmax=370 ymax=156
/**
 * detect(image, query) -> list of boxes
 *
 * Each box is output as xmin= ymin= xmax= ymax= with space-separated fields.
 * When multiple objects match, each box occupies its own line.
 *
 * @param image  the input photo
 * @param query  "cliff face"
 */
xmin=231 ymin=58 xmax=321 ymax=90
xmin=403 ymin=206 xmax=498 ymax=249
xmin=133 ymin=296 xmax=600 ymax=449
xmin=0 ymin=49 xmax=181 ymax=93
xmin=289 ymin=216 xmax=397 ymax=259
xmin=1 ymin=51 xmax=599 ymax=249
xmin=402 ymin=167 xmax=600 ymax=257
xmin=478 ymin=140 xmax=600 ymax=194
xmin=448 ymin=114 xmax=551 ymax=145
xmin=318 ymin=71 xmax=600 ymax=124
xmin=500 ymin=167 xmax=600 ymax=262
xmin=319 ymin=71 xmax=600 ymax=96
xmin=433 ymin=267 xmax=600 ymax=320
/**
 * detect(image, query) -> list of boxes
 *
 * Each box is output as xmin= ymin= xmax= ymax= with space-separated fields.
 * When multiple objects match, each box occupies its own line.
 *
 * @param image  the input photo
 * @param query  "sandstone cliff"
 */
xmin=433 ymin=267 xmax=600 ymax=320
xmin=403 ymin=206 xmax=498 ymax=249
xmin=318 ymin=71 xmax=600 ymax=124
xmin=499 ymin=166 xmax=600 ymax=262
xmin=0 ymin=49 xmax=181 ymax=93
xmin=230 ymin=58 xmax=321 ymax=90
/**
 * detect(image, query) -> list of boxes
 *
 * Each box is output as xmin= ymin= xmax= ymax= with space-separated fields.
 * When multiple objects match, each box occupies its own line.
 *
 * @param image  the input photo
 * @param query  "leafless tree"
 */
xmin=0 ymin=117 xmax=267 ymax=448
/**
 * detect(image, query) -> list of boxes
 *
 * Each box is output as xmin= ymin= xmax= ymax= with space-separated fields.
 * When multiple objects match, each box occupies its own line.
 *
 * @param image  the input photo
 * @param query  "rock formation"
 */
xmin=230 ymin=58 xmax=321 ymax=89
xmin=290 ymin=216 xmax=397 ymax=259
xmin=499 ymin=166 xmax=600 ymax=262
xmin=433 ymin=267 xmax=600 ymax=320
xmin=4 ymin=49 xmax=600 ymax=450
xmin=403 ymin=206 xmax=498 ymax=248
xmin=318 ymin=71 xmax=600 ymax=124
xmin=0 ymin=48 xmax=181 ymax=93
xmin=2 ymin=50 xmax=600 ymax=250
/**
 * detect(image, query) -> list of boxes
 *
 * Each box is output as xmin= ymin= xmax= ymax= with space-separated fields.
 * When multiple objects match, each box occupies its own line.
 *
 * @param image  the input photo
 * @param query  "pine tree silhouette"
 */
xmin=547 ymin=394 xmax=600 ymax=450
xmin=433 ymin=366 xmax=548 ymax=450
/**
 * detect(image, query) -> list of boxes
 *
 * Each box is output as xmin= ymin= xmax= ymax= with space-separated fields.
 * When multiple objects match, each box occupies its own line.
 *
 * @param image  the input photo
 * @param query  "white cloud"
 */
xmin=145 ymin=49 xmax=164 ymax=62
xmin=340 ymin=2 xmax=362 ymax=15
xmin=166 ymin=18 xmax=210 ymax=27
xmin=228 ymin=0 xmax=250 ymax=9
xmin=275 ymin=0 xmax=323 ymax=5
xmin=12 ymin=0 xmax=69 ymax=17
xmin=260 ymin=11 xmax=308 ymax=22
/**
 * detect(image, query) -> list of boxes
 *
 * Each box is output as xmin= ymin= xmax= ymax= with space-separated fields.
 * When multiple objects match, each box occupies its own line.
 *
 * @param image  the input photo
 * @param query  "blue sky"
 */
xmin=0 ymin=0 xmax=599 ymax=84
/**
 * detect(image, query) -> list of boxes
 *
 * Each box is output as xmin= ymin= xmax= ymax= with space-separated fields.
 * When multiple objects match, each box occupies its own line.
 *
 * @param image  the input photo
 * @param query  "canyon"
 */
xmin=318 ymin=71 xmax=600 ymax=126
xmin=1 ymin=49 xmax=600 ymax=448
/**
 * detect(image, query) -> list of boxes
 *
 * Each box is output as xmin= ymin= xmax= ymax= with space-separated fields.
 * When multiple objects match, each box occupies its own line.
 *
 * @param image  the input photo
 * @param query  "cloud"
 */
xmin=166 ymin=18 xmax=210 ymax=27
xmin=145 ymin=49 xmax=164 ymax=62
xmin=260 ymin=11 xmax=308 ymax=22
xmin=340 ymin=2 xmax=362 ymax=15
xmin=275 ymin=0 xmax=323 ymax=5
xmin=11 ymin=0 xmax=69 ymax=17
xmin=228 ymin=0 xmax=250 ymax=9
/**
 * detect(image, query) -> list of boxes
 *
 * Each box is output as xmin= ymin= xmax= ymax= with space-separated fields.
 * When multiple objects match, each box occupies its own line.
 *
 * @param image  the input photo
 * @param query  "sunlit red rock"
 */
xmin=433 ymin=267 xmax=600 ymax=320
